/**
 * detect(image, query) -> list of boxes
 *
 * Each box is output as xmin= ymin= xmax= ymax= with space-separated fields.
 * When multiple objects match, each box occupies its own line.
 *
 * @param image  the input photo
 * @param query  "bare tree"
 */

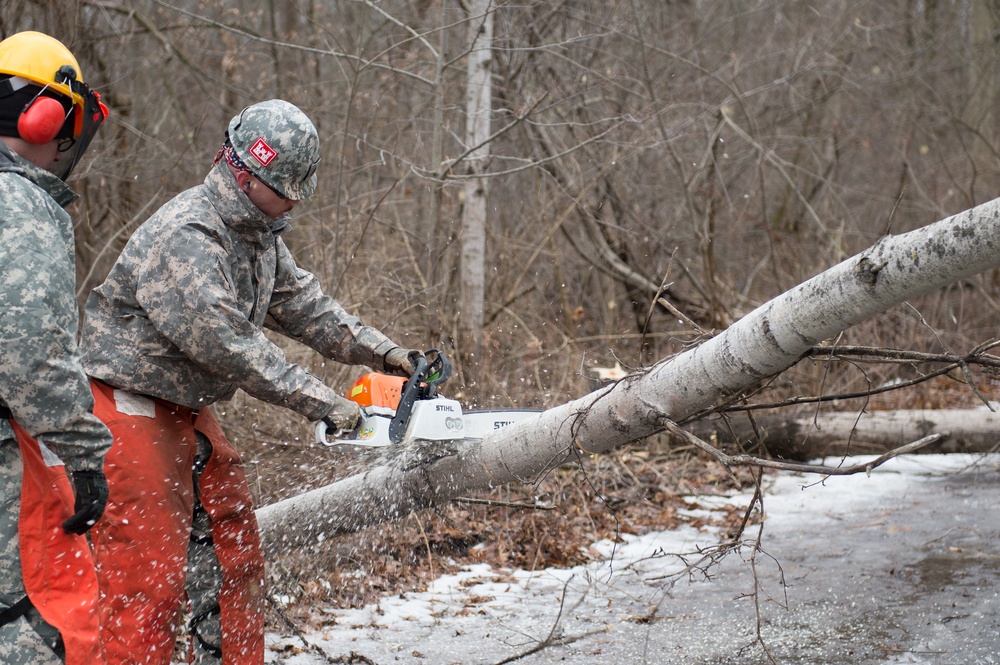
xmin=966 ymin=0 xmax=1000 ymax=178
xmin=458 ymin=0 xmax=493 ymax=363
xmin=257 ymin=196 xmax=1000 ymax=554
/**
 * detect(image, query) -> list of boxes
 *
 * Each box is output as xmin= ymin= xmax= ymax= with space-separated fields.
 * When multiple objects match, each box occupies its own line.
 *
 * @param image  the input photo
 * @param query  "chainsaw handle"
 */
xmin=315 ymin=419 xmax=343 ymax=447
xmin=388 ymin=354 xmax=429 ymax=444
xmin=422 ymin=348 xmax=451 ymax=394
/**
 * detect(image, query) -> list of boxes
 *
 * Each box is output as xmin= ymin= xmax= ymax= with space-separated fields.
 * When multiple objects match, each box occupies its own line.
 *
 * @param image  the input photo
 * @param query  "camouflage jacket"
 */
xmin=0 ymin=142 xmax=112 ymax=473
xmin=81 ymin=162 xmax=400 ymax=420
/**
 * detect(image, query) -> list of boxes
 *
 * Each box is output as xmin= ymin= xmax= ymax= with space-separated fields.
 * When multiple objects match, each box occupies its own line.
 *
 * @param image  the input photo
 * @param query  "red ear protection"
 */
xmin=18 ymin=96 xmax=69 ymax=145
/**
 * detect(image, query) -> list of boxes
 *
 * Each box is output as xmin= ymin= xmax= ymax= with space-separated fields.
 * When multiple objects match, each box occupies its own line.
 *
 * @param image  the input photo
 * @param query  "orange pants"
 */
xmin=89 ymin=380 xmax=265 ymax=664
xmin=9 ymin=420 xmax=102 ymax=665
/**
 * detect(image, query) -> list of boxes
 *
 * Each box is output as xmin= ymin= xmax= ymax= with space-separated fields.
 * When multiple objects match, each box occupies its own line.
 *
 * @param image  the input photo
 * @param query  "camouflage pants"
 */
xmin=0 ymin=431 xmax=64 ymax=664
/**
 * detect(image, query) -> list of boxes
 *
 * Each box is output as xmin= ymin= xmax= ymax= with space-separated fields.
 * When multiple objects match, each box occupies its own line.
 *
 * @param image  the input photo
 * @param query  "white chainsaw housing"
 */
xmin=316 ymin=396 xmax=538 ymax=448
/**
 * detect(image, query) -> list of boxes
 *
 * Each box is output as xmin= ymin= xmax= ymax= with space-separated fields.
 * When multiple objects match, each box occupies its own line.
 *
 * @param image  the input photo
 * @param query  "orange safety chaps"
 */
xmin=88 ymin=379 xmax=265 ymax=664
xmin=12 ymin=421 xmax=102 ymax=665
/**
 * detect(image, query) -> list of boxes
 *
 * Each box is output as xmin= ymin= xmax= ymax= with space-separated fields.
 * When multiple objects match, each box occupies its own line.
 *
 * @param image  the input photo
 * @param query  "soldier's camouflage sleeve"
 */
xmin=83 ymin=162 xmax=404 ymax=422
xmin=0 ymin=174 xmax=112 ymax=473
xmin=264 ymin=238 xmax=401 ymax=372
xmin=131 ymin=218 xmax=341 ymax=418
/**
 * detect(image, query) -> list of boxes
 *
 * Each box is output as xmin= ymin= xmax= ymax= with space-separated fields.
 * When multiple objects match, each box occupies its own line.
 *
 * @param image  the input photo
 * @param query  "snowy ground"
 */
xmin=265 ymin=454 xmax=1000 ymax=664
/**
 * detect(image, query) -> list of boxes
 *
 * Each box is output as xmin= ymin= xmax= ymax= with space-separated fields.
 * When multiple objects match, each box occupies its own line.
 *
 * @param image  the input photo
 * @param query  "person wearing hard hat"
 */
xmin=81 ymin=99 xmax=421 ymax=664
xmin=0 ymin=31 xmax=112 ymax=665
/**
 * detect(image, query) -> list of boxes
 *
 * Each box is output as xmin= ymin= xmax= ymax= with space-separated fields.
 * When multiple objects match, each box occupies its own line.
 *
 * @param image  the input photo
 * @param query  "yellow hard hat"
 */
xmin=0 ymin=31 xmax=84 ymax=107
xmin=0 ymin=31 xmax=108 ymax=178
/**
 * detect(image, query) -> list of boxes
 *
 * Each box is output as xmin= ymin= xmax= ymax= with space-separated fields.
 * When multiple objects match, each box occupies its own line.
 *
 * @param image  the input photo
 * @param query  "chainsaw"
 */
xmin=315 ymin=349 xmax=539 ymax=447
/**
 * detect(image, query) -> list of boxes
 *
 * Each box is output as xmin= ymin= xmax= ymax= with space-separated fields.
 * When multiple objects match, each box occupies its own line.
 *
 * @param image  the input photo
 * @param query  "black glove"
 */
xmin=384 ymin=347 xmax=423 ymax=377
xmin=321 ymin=394 xmax=361 ymax=434
xmin=62 ymin=469 xmax=109 ymax=535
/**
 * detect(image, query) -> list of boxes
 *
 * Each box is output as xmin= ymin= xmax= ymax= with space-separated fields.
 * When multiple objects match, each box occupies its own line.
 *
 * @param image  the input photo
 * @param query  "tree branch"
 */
xmin=661 ymin=419 xmax=943 ymax=475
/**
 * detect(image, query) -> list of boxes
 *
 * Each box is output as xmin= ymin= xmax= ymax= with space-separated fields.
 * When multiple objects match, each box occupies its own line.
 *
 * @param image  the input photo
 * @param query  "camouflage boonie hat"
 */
xmin=227 ymin=99 xmax=320 ymax=200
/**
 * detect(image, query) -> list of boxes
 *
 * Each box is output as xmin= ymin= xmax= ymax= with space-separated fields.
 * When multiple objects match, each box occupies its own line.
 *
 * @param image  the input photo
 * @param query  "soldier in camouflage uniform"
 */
xmin=81 ymin=99 xmax=421 ymax=665
xmin=0 ymin=32 xmax=112 ymax=665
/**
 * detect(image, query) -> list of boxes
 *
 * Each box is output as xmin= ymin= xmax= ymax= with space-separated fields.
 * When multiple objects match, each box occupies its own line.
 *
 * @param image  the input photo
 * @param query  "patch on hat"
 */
xmin=249 ymin=137 xmax=277 ymax=167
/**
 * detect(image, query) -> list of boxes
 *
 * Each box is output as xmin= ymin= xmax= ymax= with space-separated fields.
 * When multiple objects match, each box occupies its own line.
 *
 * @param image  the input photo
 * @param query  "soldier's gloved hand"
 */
xmin=62 ymin=469 xmax=109 ymax=535
xmin=384 ymin=347 xmax=423 ymax=377
xmin=321 ymin=394 xmax=361 ymax=434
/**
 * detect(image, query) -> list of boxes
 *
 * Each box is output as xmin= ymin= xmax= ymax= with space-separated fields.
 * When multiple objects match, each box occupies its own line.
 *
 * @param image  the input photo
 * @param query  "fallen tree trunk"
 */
xmin=256 ymin=197 xmax=1000 ymax=557
xmin=689 ymin=409 xmax=1000 ymax=460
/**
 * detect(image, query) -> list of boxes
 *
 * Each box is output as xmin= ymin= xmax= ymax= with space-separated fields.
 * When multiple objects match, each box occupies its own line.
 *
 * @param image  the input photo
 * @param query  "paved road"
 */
xmin=267 ymin=454 xmax=1000 ymax=664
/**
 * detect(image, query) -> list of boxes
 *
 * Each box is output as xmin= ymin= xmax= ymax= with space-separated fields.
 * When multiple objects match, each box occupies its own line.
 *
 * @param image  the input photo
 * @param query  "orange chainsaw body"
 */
xmin=346 ymin=372 xmax=406 ymax=410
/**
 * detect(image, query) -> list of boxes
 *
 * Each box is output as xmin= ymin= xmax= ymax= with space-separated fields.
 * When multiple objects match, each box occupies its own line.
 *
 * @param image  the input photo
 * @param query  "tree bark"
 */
xmin=256 ymin=197 xmax=1000 ymax=557
xmin=689 ymin=409 xmax=1000 ymax=460
xmin=458 ymin=0 xmax=493 ymax=362
xmin=967 ymin=0 xmax=998 ymax=169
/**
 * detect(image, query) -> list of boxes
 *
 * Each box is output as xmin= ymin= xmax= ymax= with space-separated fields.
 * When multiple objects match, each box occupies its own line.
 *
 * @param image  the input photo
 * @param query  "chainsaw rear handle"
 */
xmin=315 ymin=418 xmax=336 ymax=446
xmin=316 ymin=417 xmax=385 ymax=447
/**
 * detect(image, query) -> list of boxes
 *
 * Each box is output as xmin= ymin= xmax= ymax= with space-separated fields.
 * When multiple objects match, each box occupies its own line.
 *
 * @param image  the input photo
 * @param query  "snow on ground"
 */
xmin=265 ymin=454 xmax=1000 ymax=664
xmin=268 ymin=520 xmax=714 ymax=663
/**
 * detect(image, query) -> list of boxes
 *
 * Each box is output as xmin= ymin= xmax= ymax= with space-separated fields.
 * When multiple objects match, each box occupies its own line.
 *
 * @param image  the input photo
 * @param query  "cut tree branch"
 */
xmin=661 ymin=419 xmax=944 ymax=476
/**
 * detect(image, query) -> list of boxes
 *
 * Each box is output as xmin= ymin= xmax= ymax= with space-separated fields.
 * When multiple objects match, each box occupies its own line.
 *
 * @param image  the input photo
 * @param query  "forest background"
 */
xmin=6 ymin=0 xmax=1000 ymax=626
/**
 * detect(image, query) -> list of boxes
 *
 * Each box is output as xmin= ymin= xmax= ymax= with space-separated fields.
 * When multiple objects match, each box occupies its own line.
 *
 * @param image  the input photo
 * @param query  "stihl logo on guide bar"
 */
xmin=249 ymin=137 xmax=277 ymax=166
